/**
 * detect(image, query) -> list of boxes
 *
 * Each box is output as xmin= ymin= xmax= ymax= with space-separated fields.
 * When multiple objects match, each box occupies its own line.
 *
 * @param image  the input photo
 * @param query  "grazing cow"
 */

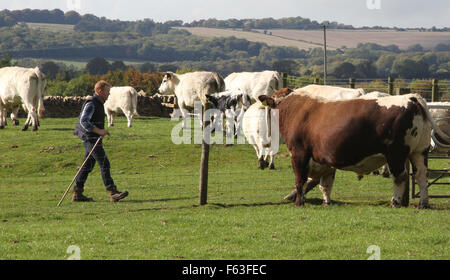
xmin=158 ymin=71 xmax=225 ymax=128
xmin=104 ymin=86 xmax=139 ymax=128
xmin=205 ymin=89 xmax=252 ymax=137
xmin=259 ymin=89 xmax=450 ymax=209
xmin=243 ymin=88 xmax=293 ymax=170
xmin=0 ymin=66 xmax=46 ymax=131
xmin=224 ymin=71 xmax=283 ymax=102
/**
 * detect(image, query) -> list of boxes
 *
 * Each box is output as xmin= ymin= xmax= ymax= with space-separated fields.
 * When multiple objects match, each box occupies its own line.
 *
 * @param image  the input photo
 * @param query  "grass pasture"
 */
xmin=0 ymin=116 xmax=449 ymax=260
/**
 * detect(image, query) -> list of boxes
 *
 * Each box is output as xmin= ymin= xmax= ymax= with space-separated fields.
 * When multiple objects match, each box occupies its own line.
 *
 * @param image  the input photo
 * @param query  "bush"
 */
xmin=63 ymin=73 xmax=97 ymax=96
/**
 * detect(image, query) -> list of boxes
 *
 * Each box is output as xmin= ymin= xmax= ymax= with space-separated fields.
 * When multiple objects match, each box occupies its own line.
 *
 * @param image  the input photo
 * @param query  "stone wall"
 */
xmin=18 ymin=93 xmax=175 ymax=118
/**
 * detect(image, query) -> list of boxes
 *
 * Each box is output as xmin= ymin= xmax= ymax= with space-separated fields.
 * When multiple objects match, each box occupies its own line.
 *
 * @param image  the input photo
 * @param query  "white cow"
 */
xmin=225 ymin=71 xmax=283 ymax=102
xmin=243 ymin=102 xmax=276 ymax=170
xmin=297 ymin=84 xmax=366 ymax=100
xmin=0 ymin=66 xmax=46 ymax=131
xmin=158 ymin=71 xmax=225 ymax=128
xmin=242 ymin=88 xmax=292 ymax=170
xmin=104 ymin=86 xmax=139 ymax=128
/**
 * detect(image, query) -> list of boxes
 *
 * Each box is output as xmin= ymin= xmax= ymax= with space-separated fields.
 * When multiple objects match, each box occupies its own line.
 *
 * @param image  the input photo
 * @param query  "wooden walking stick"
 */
xmin=57 ymin=136 xmax=103 ymax=206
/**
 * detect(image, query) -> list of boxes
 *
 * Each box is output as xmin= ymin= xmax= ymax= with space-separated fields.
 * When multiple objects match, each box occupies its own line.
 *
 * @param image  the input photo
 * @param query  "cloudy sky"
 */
xmin=2 ymin=0 xmax=449 ymax=28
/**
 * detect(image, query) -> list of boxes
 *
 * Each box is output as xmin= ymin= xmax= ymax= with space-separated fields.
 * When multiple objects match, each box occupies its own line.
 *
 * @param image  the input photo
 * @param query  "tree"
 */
xmin=110 ymin=61 xmax=127 ymax=71
xmin=40 ymin=61 xmax=60 ymax=79
xmin=435 ymin=43 xmax=450 ymax=52
xmin=375 ymin=54 xmax=396 ymax=76
xmin=63 ymin=74 xmax=97 ymax=96
xmin=391 ymin=58 xmax=429 ymax=78
xmin=333 ymin=62 xmax=355 ymax=78
xmin=64 ymin=11 xmax=81 ymax=24
xmin=140 ymin=62 xmax=157 ymax=73
xmin=86 ymin=57 xmax=111 ymax=75
xmin=354 ymin=60 xmax=378 ymax=78
xmin=0 ymin=53 xmax=14 ymax=68
xmin=407 ymin=44 xmax=424 ymax=52
xmin=272 ymin=60 xmax=297 ymax=75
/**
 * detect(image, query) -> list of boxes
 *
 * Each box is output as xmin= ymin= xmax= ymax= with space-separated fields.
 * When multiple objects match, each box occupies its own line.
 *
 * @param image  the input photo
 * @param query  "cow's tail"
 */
xmin=130 ymin=88 xmax=139 ymax=116
xmin=414 ymin=95 xmax=450 ymax=147
xmin=272 ymin=72 xmax=283 ymax=91
xmin=38 ymin=90 xmax=45 ymax=119
xmin=30 ymin=69 xmax=46 ymax=118
xmin=213 ymin=72 xmax=226 ymax=93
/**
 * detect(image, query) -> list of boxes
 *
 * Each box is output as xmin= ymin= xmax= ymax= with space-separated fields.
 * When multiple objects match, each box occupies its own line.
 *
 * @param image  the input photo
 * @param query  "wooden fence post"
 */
xmin=199 ymin=104 xmax=210 ymax=205
xmin=431 ymin=79 xmax=439 ymax=102
xmin=388 ymin=76 xmax=395 ymax=95
xmin=349 ymin=78 xmax=355 ymax=89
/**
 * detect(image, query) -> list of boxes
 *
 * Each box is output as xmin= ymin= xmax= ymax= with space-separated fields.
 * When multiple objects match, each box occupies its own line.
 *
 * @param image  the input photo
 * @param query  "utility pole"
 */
xmin=321 ymin=23 xmax=328 ymax=85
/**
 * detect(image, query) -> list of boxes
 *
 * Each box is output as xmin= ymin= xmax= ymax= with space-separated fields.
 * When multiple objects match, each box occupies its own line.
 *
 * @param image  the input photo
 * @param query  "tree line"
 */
xmin=2 ymin=9 xmax=448 ymax=32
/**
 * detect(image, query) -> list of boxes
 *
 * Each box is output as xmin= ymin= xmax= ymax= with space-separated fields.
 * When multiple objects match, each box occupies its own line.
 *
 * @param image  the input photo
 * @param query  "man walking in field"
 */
xmin=72 ymin=80 xmax=129 ymax=202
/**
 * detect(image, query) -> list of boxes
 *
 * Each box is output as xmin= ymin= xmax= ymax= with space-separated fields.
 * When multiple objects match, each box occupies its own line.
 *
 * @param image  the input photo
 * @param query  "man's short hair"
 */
xmin=95 ymin=80 xmax=111 ymax=93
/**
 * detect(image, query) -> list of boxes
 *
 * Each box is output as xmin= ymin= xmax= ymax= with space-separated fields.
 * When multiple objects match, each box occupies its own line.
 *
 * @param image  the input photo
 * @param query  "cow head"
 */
xmin=158 ymin=72 xmax=178 ymax=95
xmin=258 ymin=95 xmax=277 ymax=108
xmin=259 ymin=88 xmax=293 ymax=108
xmin=204 ymin=94 xmax=219 ymax=108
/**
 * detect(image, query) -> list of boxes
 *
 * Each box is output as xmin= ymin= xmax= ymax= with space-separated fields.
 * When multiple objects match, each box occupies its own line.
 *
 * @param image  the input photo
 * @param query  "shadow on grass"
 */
xmin=114 ymin=196 xmax=450 ymax=212
xmin=49 ymin=128 xmax=73 ymax=131
xmin=125 ymin=196 xmax=197 ymax=204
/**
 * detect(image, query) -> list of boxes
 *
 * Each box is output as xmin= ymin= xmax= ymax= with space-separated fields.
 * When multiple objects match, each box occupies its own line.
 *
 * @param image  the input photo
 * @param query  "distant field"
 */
xmin=176 ymin=27 xmax=327 ymax=50
xmin=179 ymin=27 xmax=450 ymax=50
xmin=23 ymin=22 xmax=75 ymax=32
xmin=257 ymin=29 xmax=450 ymax=50
xmin=15 ymin=58 xmax=148 ymax=70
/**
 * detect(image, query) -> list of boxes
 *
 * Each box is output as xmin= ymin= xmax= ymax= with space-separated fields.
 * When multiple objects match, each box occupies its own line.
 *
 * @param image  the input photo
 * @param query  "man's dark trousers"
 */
xmin=74 ymin=139 xmax=116 ymax=193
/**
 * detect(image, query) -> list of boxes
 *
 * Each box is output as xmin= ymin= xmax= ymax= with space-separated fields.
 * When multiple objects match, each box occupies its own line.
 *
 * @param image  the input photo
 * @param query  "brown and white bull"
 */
xmin=259 ymin=90 xmax=450 ymax=209
xmin=0 ymin=66 xmax=46 ymax=131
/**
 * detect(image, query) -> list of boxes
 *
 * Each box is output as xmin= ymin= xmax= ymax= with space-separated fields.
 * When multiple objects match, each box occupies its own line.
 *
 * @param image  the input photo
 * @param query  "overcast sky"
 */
xmin=2 ymin=0 xmax=449 ymax=28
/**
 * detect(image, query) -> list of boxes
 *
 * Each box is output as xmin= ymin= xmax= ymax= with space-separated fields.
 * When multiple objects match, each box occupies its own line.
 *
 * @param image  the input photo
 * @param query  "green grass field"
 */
xmin=23 ymin=22 xmax=75 ymax=32
xmin=0 ymin=117 xmax=449 ymax=260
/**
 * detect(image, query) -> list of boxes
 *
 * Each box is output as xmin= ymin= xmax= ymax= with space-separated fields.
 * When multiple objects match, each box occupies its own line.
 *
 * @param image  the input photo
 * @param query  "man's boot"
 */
xmin=72 ymin=189 xmax=94 ymax=202
xmin=108 ymin=188 xmax=129 ymax=202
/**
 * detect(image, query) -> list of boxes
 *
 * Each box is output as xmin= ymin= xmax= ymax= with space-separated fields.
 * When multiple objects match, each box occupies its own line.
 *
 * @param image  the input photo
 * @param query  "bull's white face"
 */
xmin=158 ymin=74 xmax=175 ymax=95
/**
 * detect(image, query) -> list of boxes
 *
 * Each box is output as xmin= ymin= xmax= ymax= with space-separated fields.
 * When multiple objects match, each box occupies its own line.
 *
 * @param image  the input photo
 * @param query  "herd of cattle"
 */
xmin=1 ymin=66 xmax=449 ymax=209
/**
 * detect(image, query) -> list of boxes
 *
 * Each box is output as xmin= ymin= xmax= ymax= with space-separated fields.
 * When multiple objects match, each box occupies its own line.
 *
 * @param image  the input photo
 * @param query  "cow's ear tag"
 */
xmin=167 ymin=76 xmax=172 ymax=81
xmin=261 ymin=100 xmax=268 ymax=106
